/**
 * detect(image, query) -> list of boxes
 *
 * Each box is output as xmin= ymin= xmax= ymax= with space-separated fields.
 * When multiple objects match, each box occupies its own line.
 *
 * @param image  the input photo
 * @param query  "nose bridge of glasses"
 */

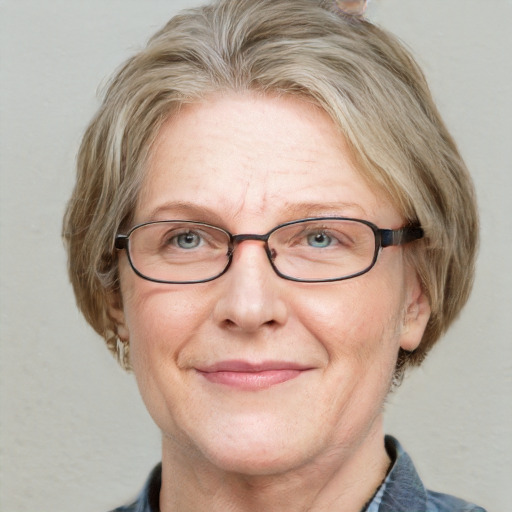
xmin=228 ymin=233 xmax=273 ymax=258
xmin=232 ymin=233 xmax=269 ymax=244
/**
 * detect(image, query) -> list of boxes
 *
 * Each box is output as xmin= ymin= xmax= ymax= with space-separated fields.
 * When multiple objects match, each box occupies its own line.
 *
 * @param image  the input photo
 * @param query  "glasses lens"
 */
xmin=335 ymin=0 xmax=368 ymax=15
xmin=269 ymin=219 xmax=377 ymax=281
xmin=128 ymin=221 xmax=230 ymax=283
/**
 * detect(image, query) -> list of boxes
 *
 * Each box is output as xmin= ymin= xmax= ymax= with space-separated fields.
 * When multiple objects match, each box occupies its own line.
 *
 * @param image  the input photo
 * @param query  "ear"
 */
xmin=107 ymin=291 xmax=130 ymax=342
xmin=399 ymin=273 xmax=431 ymax=352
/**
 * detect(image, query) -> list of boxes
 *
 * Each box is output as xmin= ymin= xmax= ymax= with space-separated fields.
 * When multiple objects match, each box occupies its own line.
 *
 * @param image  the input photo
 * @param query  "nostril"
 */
xmin=222 ymin=319 xmax=237 ymax=329
xmin=221 ymin=317 xmax=277 ymax=331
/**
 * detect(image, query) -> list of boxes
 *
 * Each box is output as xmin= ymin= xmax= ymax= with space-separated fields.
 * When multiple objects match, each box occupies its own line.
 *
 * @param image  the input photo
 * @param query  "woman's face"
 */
xmin=113 ymin=93 xmax=429 ymax=475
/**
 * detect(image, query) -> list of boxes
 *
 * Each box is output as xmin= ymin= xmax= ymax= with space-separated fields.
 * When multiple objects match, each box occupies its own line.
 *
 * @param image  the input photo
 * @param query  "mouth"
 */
xmin=195 ymin=360 xmax=313 ymax=390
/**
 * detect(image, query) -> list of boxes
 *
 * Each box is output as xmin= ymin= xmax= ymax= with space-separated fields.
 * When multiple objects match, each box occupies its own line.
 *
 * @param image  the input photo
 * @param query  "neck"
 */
xmin=159 ymin=416 xmax=390 ymax=512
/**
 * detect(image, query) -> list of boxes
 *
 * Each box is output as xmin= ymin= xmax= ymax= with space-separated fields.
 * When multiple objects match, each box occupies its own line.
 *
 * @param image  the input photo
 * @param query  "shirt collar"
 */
xmin=366 ymin=435 xmax=427 ymax=512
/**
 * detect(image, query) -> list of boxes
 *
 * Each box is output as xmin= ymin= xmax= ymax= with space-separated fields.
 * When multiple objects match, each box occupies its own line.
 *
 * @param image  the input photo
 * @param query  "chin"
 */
xmin=204 ymin=441 xmax=313 ymax=477
xmin=179 ymin=413 xmax=321 ymax=476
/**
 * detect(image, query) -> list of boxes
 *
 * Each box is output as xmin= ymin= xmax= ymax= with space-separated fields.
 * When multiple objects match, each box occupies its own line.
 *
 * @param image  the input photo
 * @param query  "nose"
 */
xmin=212 ymin=240 xmax=288 ymax=333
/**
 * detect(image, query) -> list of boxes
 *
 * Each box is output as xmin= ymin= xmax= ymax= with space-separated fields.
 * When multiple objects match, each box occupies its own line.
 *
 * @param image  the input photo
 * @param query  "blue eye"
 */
xmin=307 ymin=232 xmax=332 ymax=248
xmin=175 ymin=232 xmax=201 ymax=249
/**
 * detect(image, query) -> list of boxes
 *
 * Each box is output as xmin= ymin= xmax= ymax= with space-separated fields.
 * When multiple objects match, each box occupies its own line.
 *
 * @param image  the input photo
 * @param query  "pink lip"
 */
xmin=195 ymin=360 xmax=312 ymax=390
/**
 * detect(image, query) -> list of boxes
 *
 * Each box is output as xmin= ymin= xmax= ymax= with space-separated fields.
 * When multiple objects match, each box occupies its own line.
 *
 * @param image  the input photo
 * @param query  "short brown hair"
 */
xmin=63 ymin=0 xmax=478 ymax=373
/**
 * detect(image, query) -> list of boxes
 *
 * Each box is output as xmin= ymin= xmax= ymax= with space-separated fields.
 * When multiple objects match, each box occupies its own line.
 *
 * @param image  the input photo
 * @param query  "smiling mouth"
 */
xmin=195 ymin=361 xmax=313 ymax=390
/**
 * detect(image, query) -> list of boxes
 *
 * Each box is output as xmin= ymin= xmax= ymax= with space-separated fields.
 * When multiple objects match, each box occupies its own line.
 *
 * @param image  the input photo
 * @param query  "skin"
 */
xmin=111 ymin=93 xmax=431 ymax=512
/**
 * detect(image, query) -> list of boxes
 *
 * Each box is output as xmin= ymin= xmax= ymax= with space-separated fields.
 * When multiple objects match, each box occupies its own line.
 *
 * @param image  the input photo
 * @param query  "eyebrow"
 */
xmin=142 ymin=200 xmax=368 ymax=226
xmin=278 ymin=201 xmax=367 ymax=219
xmin=144 ymin=202 xmax=227 ymax=225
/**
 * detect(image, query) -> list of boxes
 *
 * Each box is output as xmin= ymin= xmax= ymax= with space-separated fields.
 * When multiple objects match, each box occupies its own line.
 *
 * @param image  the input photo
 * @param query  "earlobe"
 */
xmin=399 ymin=280 xmax=431 ymax=352
xmin=108 ymin=292 xmax=130 ymax=341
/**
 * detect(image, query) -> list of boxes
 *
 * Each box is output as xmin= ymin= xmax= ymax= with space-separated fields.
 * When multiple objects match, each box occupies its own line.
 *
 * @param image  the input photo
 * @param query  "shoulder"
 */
xmin=426 ymin=489 xmax=487 ymax=512
xmin=109 ymin=506 xmax=137 ymax=512
xmin=108 ymin=499 xmax=145 ymax=512
xmin=108 ymin=463 xmax=162 ymax=512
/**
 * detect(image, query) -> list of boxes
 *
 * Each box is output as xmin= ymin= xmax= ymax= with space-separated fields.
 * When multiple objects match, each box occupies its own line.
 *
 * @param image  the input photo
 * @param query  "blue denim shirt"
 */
xmin=111 ymin=436 xmax=486 ymax=512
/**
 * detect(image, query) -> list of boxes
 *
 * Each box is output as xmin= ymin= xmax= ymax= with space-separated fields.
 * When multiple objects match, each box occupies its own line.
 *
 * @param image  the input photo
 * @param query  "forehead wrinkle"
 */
xmin=221 ymin=168 xmax=250 ymax=219
xmin=222 ymin=160 xmax=277 ymax=220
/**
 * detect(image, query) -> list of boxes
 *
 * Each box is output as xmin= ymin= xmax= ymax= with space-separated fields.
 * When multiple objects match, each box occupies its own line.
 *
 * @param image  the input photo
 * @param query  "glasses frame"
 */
xmin=115 ymin=217 xmax=423 ymax=284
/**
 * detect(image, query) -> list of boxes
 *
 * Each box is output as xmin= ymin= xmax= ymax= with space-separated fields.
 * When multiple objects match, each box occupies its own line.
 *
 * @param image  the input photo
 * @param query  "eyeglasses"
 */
xmin=115 ymin=217 xmax=423 ymax=284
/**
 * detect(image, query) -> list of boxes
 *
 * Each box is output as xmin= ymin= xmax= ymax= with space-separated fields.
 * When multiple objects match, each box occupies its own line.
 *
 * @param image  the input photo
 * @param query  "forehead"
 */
xmin=136 ymin=93 xmax=401 ymax=229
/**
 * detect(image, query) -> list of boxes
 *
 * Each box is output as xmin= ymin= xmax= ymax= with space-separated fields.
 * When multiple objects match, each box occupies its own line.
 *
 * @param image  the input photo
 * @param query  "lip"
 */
xmin=195 ymin=360 xmax=313 ymax=390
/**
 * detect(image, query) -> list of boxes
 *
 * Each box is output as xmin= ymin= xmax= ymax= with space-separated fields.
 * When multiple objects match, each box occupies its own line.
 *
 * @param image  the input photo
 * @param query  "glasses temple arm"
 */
xmin=380 ymin=227 xmax=424 ymax=248
xmin=114 ymin=234 xmax=129 ymax=250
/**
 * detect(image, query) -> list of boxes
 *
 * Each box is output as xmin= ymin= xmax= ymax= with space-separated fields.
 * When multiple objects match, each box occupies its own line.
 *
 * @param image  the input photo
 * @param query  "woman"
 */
xmin=63 ymin=0 xmax=484 ymax=510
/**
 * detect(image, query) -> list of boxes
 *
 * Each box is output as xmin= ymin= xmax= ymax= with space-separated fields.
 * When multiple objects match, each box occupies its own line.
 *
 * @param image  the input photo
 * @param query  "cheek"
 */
xmin=292 ymin=273 xmax=406 ymax=363
xmin=120 ymin=281 xmax=215 ymax=425
xmin=121 ymin=278 xmax=211 ymax=366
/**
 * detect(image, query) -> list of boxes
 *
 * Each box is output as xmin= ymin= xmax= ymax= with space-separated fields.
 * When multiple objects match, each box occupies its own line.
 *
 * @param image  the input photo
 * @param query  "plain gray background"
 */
xmin=1 ymin=1 xmax=511 ymax=511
